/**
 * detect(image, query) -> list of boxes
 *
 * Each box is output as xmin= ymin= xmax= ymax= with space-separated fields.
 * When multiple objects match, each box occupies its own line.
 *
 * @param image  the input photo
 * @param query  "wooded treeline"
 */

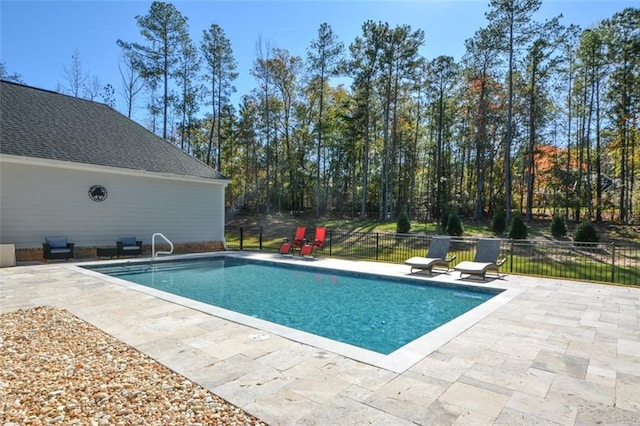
xmin=12 ymin=1 xmax=639 ymax=224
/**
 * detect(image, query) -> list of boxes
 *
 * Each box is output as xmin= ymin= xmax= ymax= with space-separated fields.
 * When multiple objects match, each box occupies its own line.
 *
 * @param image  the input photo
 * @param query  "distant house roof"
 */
xmin=0 ymin=80 xmax=226 ymax=181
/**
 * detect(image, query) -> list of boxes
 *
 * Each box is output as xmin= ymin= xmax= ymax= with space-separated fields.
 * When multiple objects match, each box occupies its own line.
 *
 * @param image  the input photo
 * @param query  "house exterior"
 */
xmin=0 ymin=80 xmax=229 ymax=261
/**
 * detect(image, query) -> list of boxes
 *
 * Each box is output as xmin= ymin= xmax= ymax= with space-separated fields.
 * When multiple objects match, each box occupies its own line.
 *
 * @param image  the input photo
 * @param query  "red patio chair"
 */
xmin=279 ymin=226 xmax=306 ymax=254
xmin=300 ymin=226 xmax=326 ymax=256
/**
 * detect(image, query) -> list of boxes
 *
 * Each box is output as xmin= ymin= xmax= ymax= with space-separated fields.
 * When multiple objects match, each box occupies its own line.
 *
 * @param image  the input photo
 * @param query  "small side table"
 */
xmin=96 ymin=247 xmax=118 ymax=259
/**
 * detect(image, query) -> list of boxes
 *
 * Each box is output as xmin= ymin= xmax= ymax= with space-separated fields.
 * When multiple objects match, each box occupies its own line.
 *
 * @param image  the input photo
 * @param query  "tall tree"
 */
xmin=270 ymin=48 xmax=304 ymax=212
xmin=252 ymin=36 xmax=274 ymax=213
xmin=486 ymin=0 xmax=542 ymax=222
xmin=348 ymin=20 xmax=386 ymax=219
xmin=174 ymin=37 xmax=200 ymax=152
xmin=61 ymin=49 xmax=88 ymax=97
xmin=522 ymin=17 xmax=565 ymax=221
xmin=600 ymin=8 xmax=640 ymax=223
xmin=0 ymin=62 xmax=24 ymax=83
xmin=102 ymin=83 xmax=116 ymax=108
xmin=377 ymin=24 xmax=425 ymax=221
xmin=426 ymin=55 xmax=459 ymax=218
xmin=307 ymin=23 xmax=344 ymax=216
xmin=463 ymin=27 xmax=502 ymax=220
xmin=118 ymin=51 xmax=145 ymax=119
xmin=201 ymin=24 xmax=238 ymax=169
xmin=117 ymin=1 xmax=189 ymax=139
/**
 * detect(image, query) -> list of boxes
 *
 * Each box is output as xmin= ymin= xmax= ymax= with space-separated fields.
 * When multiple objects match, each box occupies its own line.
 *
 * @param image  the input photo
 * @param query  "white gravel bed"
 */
xmin=0 ymin=306 xmax=266 ymax=425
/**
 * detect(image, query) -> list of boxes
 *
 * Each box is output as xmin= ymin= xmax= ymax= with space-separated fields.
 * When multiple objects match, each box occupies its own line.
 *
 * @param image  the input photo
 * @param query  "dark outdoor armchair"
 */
xmin=43 ymin=237 xmax=75 ymax=261
xmin=116 ymin=237 xmax=143 ymax=257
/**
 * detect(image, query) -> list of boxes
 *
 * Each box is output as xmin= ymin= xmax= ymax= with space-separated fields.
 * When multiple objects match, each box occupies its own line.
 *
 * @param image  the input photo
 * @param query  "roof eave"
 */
xmin=0 ymin=154 xmax=230 ymax=187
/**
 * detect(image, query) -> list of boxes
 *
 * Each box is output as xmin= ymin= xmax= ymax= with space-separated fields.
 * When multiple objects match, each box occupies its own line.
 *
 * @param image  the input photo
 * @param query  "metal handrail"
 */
xmin=152 ymin=233 xmax=174 ymax=259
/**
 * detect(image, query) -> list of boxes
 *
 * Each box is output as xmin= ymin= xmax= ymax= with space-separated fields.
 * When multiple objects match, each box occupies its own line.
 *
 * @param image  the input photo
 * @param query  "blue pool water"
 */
xmin=86 ymin=257 xmax=497 ymax=354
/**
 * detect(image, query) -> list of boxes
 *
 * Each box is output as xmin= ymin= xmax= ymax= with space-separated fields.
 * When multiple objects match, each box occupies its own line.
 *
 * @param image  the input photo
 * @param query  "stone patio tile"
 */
xmin=524 ymin=313 xmax=582 ymax=328
xmin=461 ymin=357 xmax=533 ymax=392
xmin=585 ymin=363 xmax=616 ymax=386
xmin=410 ymin=355 xmax=474 ymax=382
xmin=294 ymin=395 xmax=392 ymax=425
xmin=342 ymin=384 xmax=376 ymax=402
xmin=575 ymin=403 xmax=640 ymax=425
xmin=618 ymin=338 xmax=640 ymax=358
xmin=412 ymin=399 xmax=462 ymax=425
xmin=590 ymin=353 xmax=640 ymax=378
xmin=134 ymin=336 xmax=222 ymax=377
xmin=244 ymin=388 xmax=321 ymax=426
xmin=618 ymin=317 xmax=640 ymax=330
xmin=579 ymin=318 xmax=619 ymax=330
xmin=438 ymin=381 xmax=510 ymax=419
xmin=597 ymin=326 xmax=640 ymax=344
xmin=437 ymin=342 xmax=510 ymax=366
xmin=452 ymin=410 xmax=498 ymax=425
xmin=215 ymin=339 xmax=262 ymax=360
xmin=616 ymin=372 xmax=640 ymax=412
xmin=451 ymin=323 xmax=506 ymax=346
xmin=211 ymin=366 xmax=296 ymax=407
xmin=284 ymin=373 xmax=353 ymax=403
xmin=370 ymin=411 xmax=422 ymax=426
xmin=592 ymin=329 xmax=618 ymax=346
xmin=506 ymin=390 xmax=577 ymax=425
xmin=546 ymin=325 xmax=598 ymax=345
xmin=457 ymin=375 xmax=513 ymax=398
xmin=565 ymin=339 xmax=616 ymax=359
xmin=190 ymin=354 xmax=259 ymax=389
xmin=498 ymin=407 xmax=564 ymax=425
xmin=363 ymin=374 xmax=449 ymax=423
xmin=320 ymin=358 xmax=397 ymax=392
xmin=531 ymin=349 xmax=589 ymax=379
xmin=256 ymin=342 xmax=317 ymax=372
xmin=480 ymin=317 xmax=552 ymax=339
xmin=548 ymin=374 xmax=615 ymax=406
xmin=105 ymin=321 xmax=172 ymax=347
xmin=492 ymin=334 xmax=566 ymax=361
xmin=511 ymin=367 xmax=555 ymax=398
xmin=242 ymin=334 xmax=310 ymax=360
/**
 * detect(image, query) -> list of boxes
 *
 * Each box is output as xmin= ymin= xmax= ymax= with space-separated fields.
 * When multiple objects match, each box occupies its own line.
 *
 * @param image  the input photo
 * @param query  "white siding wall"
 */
xmin=0 ymin=160 xmax=226 ymax=249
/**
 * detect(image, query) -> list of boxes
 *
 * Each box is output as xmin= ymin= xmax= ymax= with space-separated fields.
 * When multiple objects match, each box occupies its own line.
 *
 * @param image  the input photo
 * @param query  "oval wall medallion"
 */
xmin=88 ymin=185 xmax=108 ymax=202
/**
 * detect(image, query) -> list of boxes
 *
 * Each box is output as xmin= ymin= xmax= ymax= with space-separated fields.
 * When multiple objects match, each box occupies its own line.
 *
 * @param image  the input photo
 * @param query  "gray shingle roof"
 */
xmin=0 ymin=80 xmax=226 ymax=181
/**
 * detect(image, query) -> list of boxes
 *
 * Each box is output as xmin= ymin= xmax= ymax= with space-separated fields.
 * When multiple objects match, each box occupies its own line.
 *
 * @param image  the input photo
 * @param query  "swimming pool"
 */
xmin=85 ymin=256 xmax=499 ymax=355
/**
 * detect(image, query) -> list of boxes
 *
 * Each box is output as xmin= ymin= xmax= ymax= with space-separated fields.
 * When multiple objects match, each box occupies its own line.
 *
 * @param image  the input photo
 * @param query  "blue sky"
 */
xmin=2 ymin=0 xmax=637 ymax=117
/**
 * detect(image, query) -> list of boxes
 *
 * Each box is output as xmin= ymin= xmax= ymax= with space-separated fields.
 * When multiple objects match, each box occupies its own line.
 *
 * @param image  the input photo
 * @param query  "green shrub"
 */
xmin=508 ymin=212 xmax=528 ymax=239
xmin=551 ymin=215 xmax=567 ymax=238
xmin=446 ymin=211 xmax=464 ymax=236
xmin=396 ymin=206 xmax=411 ymax=234
xmin=574 ymin=220 xmax=599 ymax=242
xmin=491 ymin=210 xmax=506 ymax=234
xmin=440 ymin=210 xmax=450 ymax=232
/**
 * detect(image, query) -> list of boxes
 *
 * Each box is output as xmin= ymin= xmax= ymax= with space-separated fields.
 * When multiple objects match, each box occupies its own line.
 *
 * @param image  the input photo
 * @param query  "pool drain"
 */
xmin=249 ymin=333 xmax=270 ymax=341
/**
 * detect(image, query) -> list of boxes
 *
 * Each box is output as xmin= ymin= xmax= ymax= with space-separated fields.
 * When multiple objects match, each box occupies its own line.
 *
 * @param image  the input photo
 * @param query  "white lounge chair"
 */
xmin=454 ymin=238 xmax=506 ymax=280
xmin=405 ymin=236 xmax=456 ymax=274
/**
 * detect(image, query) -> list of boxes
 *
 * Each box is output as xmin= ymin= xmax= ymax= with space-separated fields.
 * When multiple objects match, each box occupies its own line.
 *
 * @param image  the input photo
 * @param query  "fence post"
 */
xmin=375 ymin=233 xmax=379 ymax=261
xmin=611 ymin=242 xmax=615 ymax=283
xmin=259 ymin=227 xmax=263 ymax=250
xmin=510 ymin=239 xmax=514 ymax=273
xmin=239 ymin=227 xmax=244 ymax=251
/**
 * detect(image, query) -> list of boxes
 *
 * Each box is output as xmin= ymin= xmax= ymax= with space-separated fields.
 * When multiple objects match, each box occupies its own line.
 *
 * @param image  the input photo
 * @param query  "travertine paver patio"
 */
xmin=1 ymin=253 xmax=639 ymax=425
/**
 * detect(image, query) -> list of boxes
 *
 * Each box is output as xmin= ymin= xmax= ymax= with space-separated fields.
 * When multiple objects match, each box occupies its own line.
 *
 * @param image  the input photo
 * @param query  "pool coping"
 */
xmin=77 ymin=251 xmax=524 ymax=373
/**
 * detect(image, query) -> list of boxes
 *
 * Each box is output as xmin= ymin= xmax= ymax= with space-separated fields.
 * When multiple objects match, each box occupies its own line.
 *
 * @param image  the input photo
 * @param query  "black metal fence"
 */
xmin=224 ymin=226 xmax=640 ymax=286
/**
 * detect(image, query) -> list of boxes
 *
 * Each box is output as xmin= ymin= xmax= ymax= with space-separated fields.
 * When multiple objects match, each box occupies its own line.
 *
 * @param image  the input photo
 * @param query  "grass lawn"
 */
xmin=225 ymin=214 xmax=640 ymax=286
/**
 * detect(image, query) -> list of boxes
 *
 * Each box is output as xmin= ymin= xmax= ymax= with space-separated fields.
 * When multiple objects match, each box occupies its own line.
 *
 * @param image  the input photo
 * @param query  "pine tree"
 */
xmin=117 ymin=1 xmax=190 ymax=139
